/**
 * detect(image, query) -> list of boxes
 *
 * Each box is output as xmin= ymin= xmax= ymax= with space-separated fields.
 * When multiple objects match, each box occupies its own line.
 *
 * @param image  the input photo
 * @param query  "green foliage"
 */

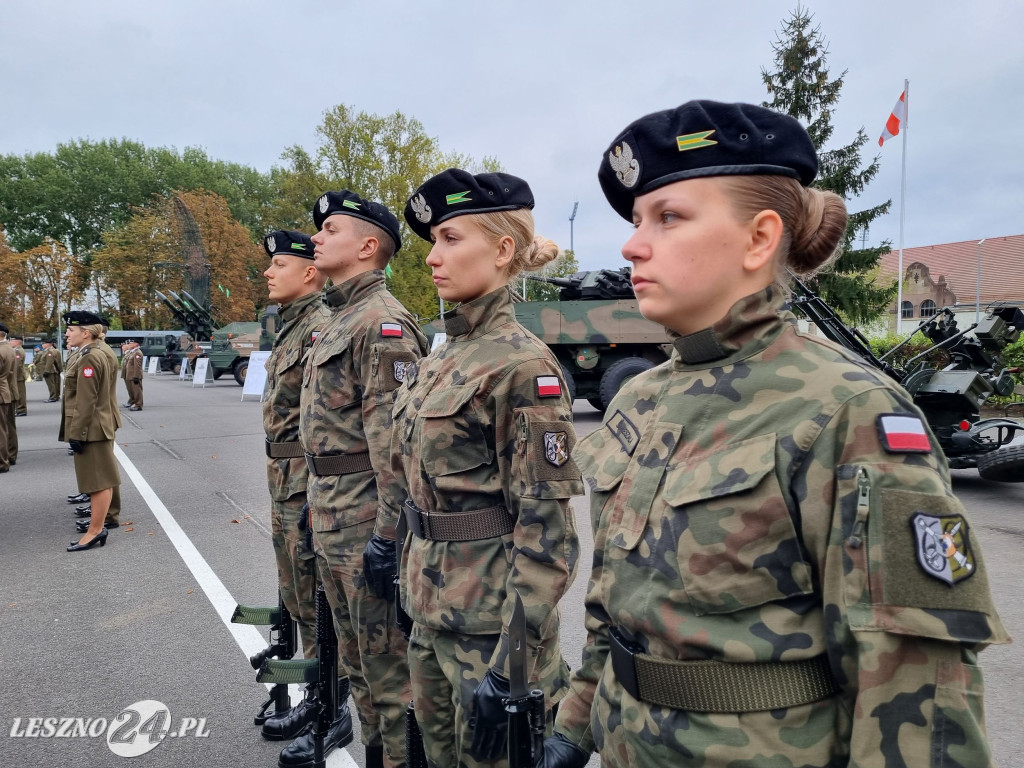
xmin=762 ymin=6 xmax=897 ymax=324
xmin=269 ymin=104 xmax=503 ymax=319
xmin=868 ymin=332 xmax=950 ymax=374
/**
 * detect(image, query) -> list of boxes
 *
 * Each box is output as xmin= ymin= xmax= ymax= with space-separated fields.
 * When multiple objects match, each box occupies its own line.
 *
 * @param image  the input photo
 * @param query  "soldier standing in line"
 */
xmin=392 ymin=170 xmax=582 ymax=768
xmin=11 ymin=335 xmax=27 ymax=416
xmin=258 ymin=230 xmax=351 ymax=746
xmin=0 ymin=323 xmax=16 ymax=472
xmin=38 ymin=339 xmax=63 ymax=402
xmin=61 ymin=311 xmax=121 ymax=552
xmin=121 ymin=339 xmax=144 ymax=411
xmin=539 ymin=100 xmax=1010 ymax=768
xmin=297 ymin=190 xmax=427 ymax=768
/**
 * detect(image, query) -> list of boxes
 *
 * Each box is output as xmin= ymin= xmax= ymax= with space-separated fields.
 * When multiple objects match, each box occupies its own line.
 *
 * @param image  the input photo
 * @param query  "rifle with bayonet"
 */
xmin=230 ymin=593 xmax=297 ymax=724
xmin=506 ymin=591 xmax=546 ymax=768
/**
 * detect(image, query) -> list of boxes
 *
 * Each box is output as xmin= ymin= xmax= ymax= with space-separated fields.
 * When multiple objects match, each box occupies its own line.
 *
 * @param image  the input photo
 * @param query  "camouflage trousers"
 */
xmin=271 ymin=492 xmax=319 ymax=659
xmin=44 ymin=373 xmax=61 ymax=400
xmin=314 ymin=519 xmax=411 ymax=767
xmin=407 ymin=624 xmax=569 ymax=768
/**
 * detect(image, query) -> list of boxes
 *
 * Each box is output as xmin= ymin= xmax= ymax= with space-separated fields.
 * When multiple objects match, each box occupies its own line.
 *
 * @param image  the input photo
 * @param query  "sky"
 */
xmin=2 ymin=0 xmax=1020 ymax=273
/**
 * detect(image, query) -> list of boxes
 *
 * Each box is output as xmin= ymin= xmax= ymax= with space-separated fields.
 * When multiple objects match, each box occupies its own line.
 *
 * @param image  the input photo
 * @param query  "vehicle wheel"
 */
xmin=559 ymin=363 xmax=577 ymax=404
xmin=172 ymin=363 xmax=181 ymax=376
xmin=599 ymin=357 xmax=655 ymax=410
xmin=233 ymin=360 xmax=248 ymax=386
xmin=587 ymin=397 xmax=605 ymax=412
xmin=977 ymin=444 xmax=1024 ymax=482
xmin=213 ymin=368 xmax=223 ymax=380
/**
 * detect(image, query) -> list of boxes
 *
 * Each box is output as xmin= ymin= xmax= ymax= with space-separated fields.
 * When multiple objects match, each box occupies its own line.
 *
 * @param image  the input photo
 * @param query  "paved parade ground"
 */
xmin=1 ymin=372 xmax=1022 ymax=767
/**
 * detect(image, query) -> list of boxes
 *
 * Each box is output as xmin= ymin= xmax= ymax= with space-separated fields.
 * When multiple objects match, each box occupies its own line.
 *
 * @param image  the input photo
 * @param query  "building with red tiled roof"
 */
xmin=876 ymin=234 xmax=1024 ymax=334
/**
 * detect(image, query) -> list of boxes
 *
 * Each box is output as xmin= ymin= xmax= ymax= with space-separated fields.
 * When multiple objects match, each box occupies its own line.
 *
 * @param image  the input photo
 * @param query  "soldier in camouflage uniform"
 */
xmin=258 ymin=229 xmax=348 ymax=745
xmin=298 ymin=190 xmax=427 ymax=768
xmin=539 ymin=101 xmax=1010 ymax=768
xmin=393 ymin=169 xmax=582 ymax=768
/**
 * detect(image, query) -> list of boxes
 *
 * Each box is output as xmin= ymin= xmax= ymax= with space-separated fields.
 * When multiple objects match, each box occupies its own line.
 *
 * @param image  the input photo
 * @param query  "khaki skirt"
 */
xmin=74 ymin=439 xmax=121 ymax=494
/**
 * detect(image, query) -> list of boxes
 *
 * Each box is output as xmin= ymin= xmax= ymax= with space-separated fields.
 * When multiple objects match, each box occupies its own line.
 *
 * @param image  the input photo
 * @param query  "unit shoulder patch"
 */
xmin=877 ymin=413 xmax=932 ymax=453
xmin=911 ymin=512 xmax=976 ymax=585
xmin=82 ymin=366 xmax=94 ymax=378
xmin=544 ymin=431 xmax=569 ymax=467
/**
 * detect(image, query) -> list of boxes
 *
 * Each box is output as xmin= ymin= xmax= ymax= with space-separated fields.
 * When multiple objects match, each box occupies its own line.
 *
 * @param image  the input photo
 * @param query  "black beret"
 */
xmin=599 ymin=100 xmax=818 ymax=221
xmin=63 ymin=311 xmax=106 ymax=327
xmin=264 ymin=229 xmax=315 ymax=260
xmin=0 ymin=323 xmax=8 ymax=334
xmin=312 ymin=190 xmax=401 ymax=253
xmin=404 ymin=169 xmax=534 ymax=242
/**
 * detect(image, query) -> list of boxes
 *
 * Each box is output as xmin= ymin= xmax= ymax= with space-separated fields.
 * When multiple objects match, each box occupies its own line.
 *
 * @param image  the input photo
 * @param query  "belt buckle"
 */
xmin=609 ymin=627 xmax=643 ymax=702
xmin=404 ymin=500 xmax=425 ymax=538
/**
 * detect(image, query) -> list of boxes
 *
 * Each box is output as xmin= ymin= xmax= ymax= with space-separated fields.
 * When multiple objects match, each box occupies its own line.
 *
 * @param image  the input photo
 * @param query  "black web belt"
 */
xmin=265 ymin=439 xmax=304 ymax=459
xmin=610 ymin=627 xmax=838 ymax=713
xmin=304 ymin=451 xmax=372 ymax=476
xmin=404 ymin=499 xmax=515 ymax=542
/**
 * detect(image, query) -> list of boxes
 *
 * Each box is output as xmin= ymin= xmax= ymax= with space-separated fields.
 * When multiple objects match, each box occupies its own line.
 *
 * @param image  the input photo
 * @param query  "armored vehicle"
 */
xmin=791 ymin=276 xmax=1024 ymax=482
xmin=422 ymin=269 xmax=674 ymax=410
xmin=208 ymin=306 xmax=279 ymax=385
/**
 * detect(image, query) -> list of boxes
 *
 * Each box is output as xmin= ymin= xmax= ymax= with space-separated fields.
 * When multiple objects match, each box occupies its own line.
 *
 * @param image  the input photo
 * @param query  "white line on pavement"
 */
xmin=114 ymin=443 xmax=357 ymax=768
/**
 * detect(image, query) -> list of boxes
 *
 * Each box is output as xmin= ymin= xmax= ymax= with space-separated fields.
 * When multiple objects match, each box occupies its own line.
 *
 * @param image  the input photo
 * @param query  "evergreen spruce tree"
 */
xmin=762 ymin=5 xmax=897 ymax=324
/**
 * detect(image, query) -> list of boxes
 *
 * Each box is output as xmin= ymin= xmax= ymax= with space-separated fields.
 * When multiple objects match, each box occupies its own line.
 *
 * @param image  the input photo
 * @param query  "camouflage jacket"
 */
xmin=555 ymin=287 xmax=1009 ymax=767
xmin=390 ymin=287 xmax=583 ymax=676
xmin=59 ymin=341 xmax=122 ymax=443
xmin=121 ymin=348 xmax=143 ymax=382
xmin=299 ymin=270 xmax=427 ymax=534
xmin=263 ymin=290 xmax=330 ymax=502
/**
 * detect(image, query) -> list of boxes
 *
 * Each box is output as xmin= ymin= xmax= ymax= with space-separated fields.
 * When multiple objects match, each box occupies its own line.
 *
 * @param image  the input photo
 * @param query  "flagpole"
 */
xmin=896 ymin=79 xmax=909 ymax=335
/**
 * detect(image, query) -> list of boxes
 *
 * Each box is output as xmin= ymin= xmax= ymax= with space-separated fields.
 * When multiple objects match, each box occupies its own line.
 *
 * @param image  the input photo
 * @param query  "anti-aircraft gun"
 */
xmin=790 ymin=275 xmax=1024 ymax=482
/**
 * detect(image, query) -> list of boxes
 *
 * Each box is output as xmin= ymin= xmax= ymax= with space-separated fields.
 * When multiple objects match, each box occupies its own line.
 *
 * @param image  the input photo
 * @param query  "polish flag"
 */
xmin=878 ymin=414 xmax=931 ymax=452
xmin=878 ymin=91 xmax=906 ymax=146
xmin=536 ymin=376 xmax=562 ymax=397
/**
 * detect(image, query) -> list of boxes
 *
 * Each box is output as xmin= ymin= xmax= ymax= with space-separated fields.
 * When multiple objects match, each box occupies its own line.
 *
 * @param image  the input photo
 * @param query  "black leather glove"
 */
xmin=538 ymin=733 xmax=590 ymax=768
xmin=68 ymin=440 xmax=85 ymax=454
xmin=132 ymin=378 xmax=141 ymax=384
xmin=363 ymin=533 xmax=397 ymax=599
xmin=468 ymin=668 xmax=510 ymax=761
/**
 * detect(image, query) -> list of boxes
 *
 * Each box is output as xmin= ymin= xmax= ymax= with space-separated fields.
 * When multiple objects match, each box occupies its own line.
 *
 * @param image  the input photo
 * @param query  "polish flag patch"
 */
xmin=381 ymin=323 xmax=403 ymax=337
xmin=311 ymin=331 xmax=320 ymax=342
xmin=82 ymin=367 xmax=95 ymax=378
xmin=877 ymin=414 xmax=932 ymax=453
xmin=536 ymin=376 xmax=562 ymax=398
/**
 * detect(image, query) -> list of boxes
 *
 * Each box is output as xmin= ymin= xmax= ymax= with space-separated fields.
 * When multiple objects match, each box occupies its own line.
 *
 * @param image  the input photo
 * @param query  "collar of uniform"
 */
xmin=443 ymin=286 xmax=516 ymax=340
xmin=280 ymin=290 xmax=322 ymax=325
xmin=672 ymin=286 xmax=786 ymax=367
xmin=323 ymin=270 xmax=386 ymax=309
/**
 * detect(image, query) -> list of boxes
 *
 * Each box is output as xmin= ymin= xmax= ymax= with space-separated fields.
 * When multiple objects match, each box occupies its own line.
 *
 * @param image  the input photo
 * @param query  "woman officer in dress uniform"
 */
xmin=539 ymin=101 xmax=1009 ymax=768
xmin=387 ymin=169 xmax=582 ymax=767
xmin=61 ymin=311 xmax=121 ymax=552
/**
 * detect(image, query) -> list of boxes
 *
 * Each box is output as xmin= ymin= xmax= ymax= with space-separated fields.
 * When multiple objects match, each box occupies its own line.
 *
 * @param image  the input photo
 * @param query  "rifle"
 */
xmin=506 ymin=591 xmax=546 ymax=768
xmin=230 ymin=593 xmax=297 ymax=724
xmin=404 ymin=701 xmax=429 ymax=768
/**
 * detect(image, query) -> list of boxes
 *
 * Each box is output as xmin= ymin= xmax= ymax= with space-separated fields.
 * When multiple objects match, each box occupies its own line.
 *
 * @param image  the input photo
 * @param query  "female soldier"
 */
xmin=390 ymin=169 xmax=582 ymax=767
xmin=541 ymin=101 xmax=1008 ymax=768
xmin=61 ymin=311 xmax=122 ymax=552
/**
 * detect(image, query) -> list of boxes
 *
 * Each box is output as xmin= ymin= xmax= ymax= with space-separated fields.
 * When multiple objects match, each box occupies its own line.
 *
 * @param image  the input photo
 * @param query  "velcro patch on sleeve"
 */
xmin=381 ymin=323 xmax=403 ymax=338
xmin=536 ymin=375 xmax=561 ymax=398
xmin=877 ymin=413 xmax=932 ymax=453
xmin=82 ymin=367 xmax=94 ymax=378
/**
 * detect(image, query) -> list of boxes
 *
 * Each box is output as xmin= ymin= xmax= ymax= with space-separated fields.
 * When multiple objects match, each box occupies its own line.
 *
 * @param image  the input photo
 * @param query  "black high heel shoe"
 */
xmin=67 ymin=529 xmax=108 ymax=552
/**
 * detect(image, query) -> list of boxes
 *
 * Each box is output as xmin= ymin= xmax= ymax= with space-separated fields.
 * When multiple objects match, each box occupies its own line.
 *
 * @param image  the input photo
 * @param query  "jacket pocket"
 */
xmin=418 ymin=385 xmax=490 ymax=480
xmin=660 ymin=433 xmax=813 ymax=615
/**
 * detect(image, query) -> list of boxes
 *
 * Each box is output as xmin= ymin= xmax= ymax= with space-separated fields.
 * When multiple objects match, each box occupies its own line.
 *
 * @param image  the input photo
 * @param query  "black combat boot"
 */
xmin=261 ymin=687 xmax=316 ymax=741
xmin=277 ymin=680 xmax=353 ymax=767
xmin=365 ymin=744 xmax=384 ymax=768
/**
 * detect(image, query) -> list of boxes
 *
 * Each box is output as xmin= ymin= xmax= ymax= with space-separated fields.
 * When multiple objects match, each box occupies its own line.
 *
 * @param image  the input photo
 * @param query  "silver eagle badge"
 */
xmin=411 ymin=193 xmax=432 ymax=224
xmin=543 ymin=431 xmax=569 ymax=467
xmin=609 ymin=141 xmax=640 ymax=188
xmin=265 ymin=235 xmax=276 ymax=252
xmin=318 ymin=194 xmax=329 ymax=214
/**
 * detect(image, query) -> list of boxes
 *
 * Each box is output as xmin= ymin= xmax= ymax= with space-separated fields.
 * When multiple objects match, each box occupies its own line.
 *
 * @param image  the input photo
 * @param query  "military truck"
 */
xmin=791 ymin=275 xmax=1024 ymax=482
xmin=422 ymin=269 xmax=674 ymax=410
xmin=209 ymin=306 xmax=279 ymax=385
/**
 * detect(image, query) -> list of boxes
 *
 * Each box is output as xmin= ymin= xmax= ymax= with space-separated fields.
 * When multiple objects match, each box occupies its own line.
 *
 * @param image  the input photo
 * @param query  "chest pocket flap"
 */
xmin=419 ymin=384 xmax=489 ymax=476
xmin=661 ymin=432 xmax=814 ymax=614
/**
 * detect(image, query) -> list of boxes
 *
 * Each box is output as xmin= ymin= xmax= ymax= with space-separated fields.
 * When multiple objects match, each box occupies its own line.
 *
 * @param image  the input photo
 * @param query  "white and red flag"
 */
xmin=878 ymin=90 xmax=907 ymax=146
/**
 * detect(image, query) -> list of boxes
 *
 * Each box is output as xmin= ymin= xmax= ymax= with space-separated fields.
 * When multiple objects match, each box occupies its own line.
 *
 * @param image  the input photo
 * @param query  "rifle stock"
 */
xmin=313 ymin=585 xmax=337 ymax=768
